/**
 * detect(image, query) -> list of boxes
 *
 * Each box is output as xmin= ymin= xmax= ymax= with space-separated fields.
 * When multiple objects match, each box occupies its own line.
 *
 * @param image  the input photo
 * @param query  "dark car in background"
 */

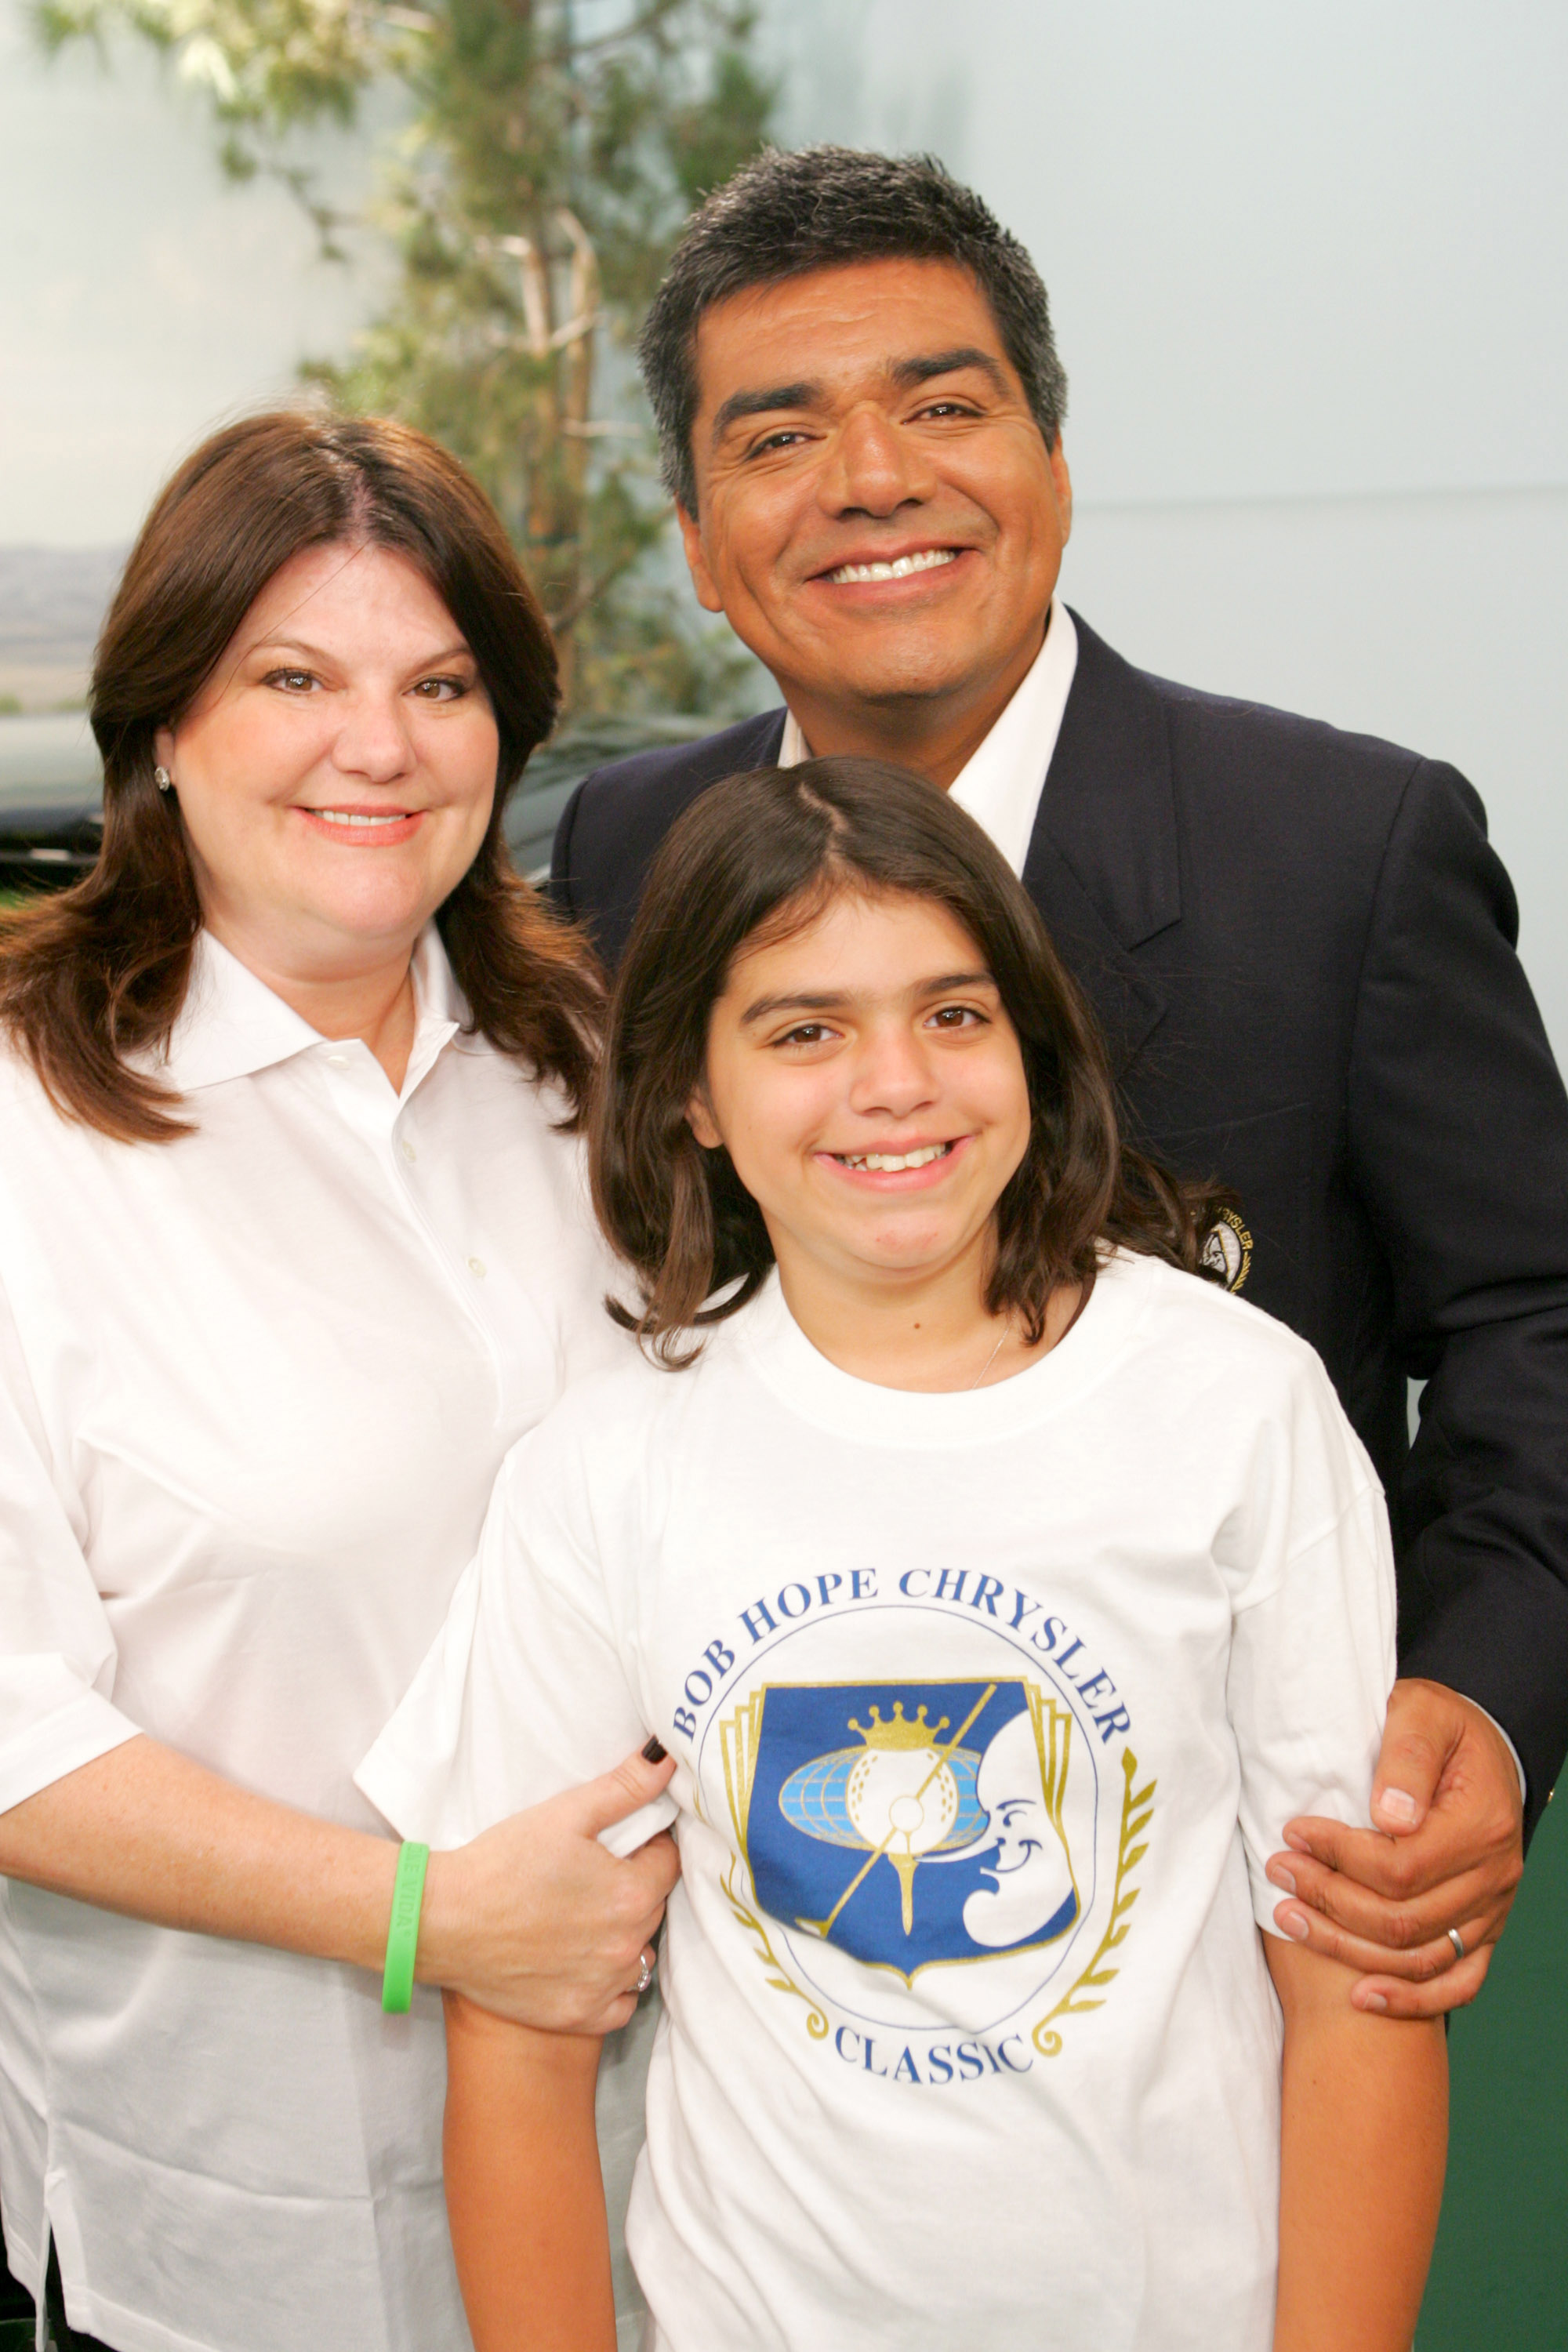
xmin=0 ymin=710 xmax=721 ymax=894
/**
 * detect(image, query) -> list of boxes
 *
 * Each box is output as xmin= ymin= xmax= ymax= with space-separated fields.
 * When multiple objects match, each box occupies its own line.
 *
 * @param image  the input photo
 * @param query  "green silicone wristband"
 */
xmin=380 ymin=1841 xmax=430 ymax=2014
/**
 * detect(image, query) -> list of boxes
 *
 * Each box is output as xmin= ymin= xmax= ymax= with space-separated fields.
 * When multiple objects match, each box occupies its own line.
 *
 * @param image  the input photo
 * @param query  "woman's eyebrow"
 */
xmin=739 ymin=971 xmax=995 ymax=1025
xmin=243 ymin=634 xmax=474 ymax=666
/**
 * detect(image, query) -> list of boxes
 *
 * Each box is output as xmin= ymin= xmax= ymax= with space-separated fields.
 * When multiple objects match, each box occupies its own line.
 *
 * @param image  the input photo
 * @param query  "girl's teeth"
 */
xmin=313 ymin=810 xmax=405 ymax=826
xmin=837 ymin=1143 xmax=951 ymax=1172
xmin=829 ymin=548 xmax=957 ymax=584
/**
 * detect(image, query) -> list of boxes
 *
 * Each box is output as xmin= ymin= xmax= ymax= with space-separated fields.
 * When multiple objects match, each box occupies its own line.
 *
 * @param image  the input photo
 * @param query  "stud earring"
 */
xmin=154 ymin=767 xmax=173 ymax=793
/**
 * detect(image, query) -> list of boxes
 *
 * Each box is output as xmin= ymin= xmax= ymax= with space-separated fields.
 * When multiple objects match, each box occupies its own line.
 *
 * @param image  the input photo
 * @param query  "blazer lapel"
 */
xmin=1022 ymin=612 xmax=1180 ymax=1073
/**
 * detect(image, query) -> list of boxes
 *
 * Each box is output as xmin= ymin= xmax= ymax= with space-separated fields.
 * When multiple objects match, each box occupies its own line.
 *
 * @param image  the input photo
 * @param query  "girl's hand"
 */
xmin=419 ymin=1747 xmax=679 ymax=2032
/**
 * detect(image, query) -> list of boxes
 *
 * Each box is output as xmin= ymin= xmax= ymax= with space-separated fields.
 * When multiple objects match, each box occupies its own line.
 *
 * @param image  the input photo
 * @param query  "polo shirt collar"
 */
xmin=157 ymin=924 xmax=466 ymax=1093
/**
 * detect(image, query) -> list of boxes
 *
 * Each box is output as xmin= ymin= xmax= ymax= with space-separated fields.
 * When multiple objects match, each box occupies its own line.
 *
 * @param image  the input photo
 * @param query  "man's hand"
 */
xmin=1265 ymin=1678 xmax=1523 ymax=2018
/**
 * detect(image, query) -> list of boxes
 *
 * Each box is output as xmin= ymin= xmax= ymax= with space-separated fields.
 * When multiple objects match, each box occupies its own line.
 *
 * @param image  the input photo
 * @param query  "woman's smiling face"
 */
xmin=688 ymin=885 xmax=1033 ymax=1298
xmin=155 ymin=539 xmax=500 ymax=981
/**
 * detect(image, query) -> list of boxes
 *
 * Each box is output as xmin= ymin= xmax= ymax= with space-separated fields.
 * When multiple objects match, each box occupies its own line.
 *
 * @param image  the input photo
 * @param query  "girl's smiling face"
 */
xmin=688 ymin=885 xmax=1033 ymax=1300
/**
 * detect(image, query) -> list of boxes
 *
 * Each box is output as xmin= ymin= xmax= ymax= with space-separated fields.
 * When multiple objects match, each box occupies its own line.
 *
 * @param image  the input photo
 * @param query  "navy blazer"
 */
xmin=552 ymin=612 xmax=1568 ymax=1834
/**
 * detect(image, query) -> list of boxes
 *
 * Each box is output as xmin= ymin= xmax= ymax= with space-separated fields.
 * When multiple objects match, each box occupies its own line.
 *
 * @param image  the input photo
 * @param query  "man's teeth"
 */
xmin=310 ymin=810 xmax=408 ymax=826
xmin=836 ymin=1144 xmax=952 ymax=1172
xmin=828 ymin=548 xmax=958 ymax=584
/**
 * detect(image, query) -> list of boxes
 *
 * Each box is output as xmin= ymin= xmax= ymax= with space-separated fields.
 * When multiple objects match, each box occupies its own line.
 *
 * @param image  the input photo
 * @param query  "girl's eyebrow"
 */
xmin=738 ymin=971 xmax=995 ymax=1026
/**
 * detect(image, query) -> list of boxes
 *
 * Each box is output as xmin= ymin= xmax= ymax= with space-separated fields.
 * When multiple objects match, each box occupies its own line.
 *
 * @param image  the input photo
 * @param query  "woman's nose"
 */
xmin=330 ymin=692 xmax=417 ymax=782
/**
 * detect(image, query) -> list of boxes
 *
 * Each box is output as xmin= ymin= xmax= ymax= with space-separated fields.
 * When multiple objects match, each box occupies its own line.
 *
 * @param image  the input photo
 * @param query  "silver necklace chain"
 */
xmin=967 ymin=1323 xmax=1010 ymax=1391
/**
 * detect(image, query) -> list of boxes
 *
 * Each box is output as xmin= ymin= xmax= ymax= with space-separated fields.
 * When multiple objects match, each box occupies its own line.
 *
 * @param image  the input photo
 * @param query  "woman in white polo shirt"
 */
xmin=0 ymin=413 xmax=673 ymax=2352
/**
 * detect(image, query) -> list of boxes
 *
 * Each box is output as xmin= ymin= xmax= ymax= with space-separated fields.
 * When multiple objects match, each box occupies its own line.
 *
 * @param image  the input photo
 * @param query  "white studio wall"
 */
xmin=768 ymin=0 xmax=1568 ymax=1056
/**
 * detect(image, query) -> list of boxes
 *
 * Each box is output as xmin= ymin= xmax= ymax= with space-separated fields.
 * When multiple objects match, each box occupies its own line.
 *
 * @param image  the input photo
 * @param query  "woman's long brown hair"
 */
xmin=593 ymin=757 xmax=1235 ymax=1362
xmin=0 ymin=410 xmax=600 ymax=1140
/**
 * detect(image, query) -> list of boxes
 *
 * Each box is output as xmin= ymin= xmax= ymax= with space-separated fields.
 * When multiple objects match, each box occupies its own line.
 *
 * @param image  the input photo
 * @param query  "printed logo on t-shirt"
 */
xmin=728 ymin=1678 xmax=1080 ymax=1979
xmin=676 ymin=1570 xmax=1156 ymax=2089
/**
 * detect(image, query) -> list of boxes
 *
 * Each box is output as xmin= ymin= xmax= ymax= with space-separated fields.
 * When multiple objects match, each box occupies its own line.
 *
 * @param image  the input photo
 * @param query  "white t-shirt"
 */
xmin=361 ymin=1250 xmax=1396 ymax=2352
xmin=0 ymin=927 xmax=639 ymax=2352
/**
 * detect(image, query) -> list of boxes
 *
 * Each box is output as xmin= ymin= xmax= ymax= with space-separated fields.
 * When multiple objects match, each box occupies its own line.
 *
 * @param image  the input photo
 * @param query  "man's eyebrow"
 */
xmin=710 ymin=381 xmax=823 ymax=443
xmin=890 ymin=347 xmax=1009 ymax=396
xmin=739 ymin=971 xmax=996 ymax=1026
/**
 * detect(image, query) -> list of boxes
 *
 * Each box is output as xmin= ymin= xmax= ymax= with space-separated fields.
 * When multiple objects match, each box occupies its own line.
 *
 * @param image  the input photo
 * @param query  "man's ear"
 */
xmin=677 ymin=503 xmax=725 ymax=615
xmin=685 ymin=1086 xmax=722 ymax=1150
xmin=1047 ymin=436 xmax=1073 ymax=546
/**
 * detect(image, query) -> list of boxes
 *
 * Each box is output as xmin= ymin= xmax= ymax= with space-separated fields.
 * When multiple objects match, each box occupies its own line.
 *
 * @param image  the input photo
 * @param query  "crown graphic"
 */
xmin=847 ymin=1701 xmax=950 ymax=1751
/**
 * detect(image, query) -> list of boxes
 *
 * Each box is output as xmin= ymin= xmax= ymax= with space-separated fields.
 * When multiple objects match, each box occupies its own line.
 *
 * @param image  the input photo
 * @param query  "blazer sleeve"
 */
xmin=1345 ymin=758 xmax=1568 ymax=1833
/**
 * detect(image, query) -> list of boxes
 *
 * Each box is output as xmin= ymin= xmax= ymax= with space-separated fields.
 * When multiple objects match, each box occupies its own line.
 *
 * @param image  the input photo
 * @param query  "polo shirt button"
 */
xmin=325 ymin=1053 xmax=350 ymax=1070
xmin=400 ymin=1138 xmax=417 ymax=1163
xmin=467 ymin=1256 xmax=486 ymax=1279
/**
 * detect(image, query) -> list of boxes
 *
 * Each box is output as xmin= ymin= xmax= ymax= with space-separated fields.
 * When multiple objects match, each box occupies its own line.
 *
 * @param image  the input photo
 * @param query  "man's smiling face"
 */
xmin=677 ymin=256 xmax=1073 ymax=775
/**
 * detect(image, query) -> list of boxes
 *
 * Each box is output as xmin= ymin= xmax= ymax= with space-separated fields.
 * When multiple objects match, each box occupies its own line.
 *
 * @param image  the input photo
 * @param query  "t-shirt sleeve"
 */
xmin=0 ymin=1273 xmax=143 ymax=1812
xmin=356 ymin=1417 xmax=672 ymax=1856
xmin=1221 ymin=1355 xmax=1398 ymax=1937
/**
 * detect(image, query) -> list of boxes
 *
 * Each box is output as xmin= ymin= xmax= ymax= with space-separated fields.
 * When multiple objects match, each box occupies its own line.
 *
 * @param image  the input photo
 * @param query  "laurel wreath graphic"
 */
xmin=720 ymin=1857 xmax=830 ymax=2039
xmin=1030 ymin=1748 xmax=1156 ymax=2059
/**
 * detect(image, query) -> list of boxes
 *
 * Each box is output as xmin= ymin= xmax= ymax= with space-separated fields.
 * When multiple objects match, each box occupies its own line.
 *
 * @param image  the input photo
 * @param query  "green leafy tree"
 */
xmin=35 ymin=0 xmax=776 ymax=716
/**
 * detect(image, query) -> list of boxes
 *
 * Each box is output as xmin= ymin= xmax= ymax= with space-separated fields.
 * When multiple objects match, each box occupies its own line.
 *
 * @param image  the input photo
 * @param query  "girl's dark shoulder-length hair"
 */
xmin=593 ymin=756 xmax=1234 ymax=1363
xmin=0 ymin=407 xmax=600 ymax=1142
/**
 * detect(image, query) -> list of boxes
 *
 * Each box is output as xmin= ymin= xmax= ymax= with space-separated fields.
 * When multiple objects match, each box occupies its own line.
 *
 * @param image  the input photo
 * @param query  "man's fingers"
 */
xmin=1367 ymin=1679 xmax=1463 ymax=1835
xmin=1266 ymin=1842 xmax=1503 ymax=1951
xmin=1270 ymin=1896 xmax=1496 ymax=1991
xmin=1277 ymin=1811 xmax=1466 ymax=1900
xmin=1352 ymin=1941 xmax=1494 ymax=2020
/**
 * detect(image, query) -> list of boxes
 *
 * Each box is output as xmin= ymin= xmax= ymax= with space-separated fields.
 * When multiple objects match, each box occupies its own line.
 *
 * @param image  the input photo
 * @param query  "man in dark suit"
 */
xmin=553 ymin=147 xmax=1568 ymax=2015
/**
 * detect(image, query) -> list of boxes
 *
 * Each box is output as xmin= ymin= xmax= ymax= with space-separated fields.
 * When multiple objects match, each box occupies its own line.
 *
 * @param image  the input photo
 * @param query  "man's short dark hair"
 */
xmin=639 ymin=145 xmax=1069 ymax=514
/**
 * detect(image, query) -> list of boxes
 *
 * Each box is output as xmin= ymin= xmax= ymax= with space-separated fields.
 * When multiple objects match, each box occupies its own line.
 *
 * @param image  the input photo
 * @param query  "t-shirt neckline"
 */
xmin=730 ymin=1248 xmax=1154 ymax=1449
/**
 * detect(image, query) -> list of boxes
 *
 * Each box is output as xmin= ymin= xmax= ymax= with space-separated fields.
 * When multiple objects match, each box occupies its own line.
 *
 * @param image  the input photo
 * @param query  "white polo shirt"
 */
xmin=779 ymin=597 xmax=1079 ymax=875
xmin=0 ymin=927 xmax=629 ymax=2352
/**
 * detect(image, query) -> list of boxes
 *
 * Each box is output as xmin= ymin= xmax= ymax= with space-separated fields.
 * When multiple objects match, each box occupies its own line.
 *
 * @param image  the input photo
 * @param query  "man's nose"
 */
xmin=818 ymin=404 xmax=937 ymax=519
xmin=330 ymin=691 xmax=417 ymax=784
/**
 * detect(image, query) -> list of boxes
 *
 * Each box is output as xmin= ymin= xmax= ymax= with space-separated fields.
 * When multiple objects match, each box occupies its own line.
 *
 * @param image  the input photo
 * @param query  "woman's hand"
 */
xmin=0 ymin=1737 xmax=677 ymax=2036
xmin=419 ymin=1750 xmax=680 ymax=2032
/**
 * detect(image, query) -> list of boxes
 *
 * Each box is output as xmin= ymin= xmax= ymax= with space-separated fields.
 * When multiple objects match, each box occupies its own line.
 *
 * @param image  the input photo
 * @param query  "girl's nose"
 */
xmin=848 ymin=1026 xmax=938 ymax=1118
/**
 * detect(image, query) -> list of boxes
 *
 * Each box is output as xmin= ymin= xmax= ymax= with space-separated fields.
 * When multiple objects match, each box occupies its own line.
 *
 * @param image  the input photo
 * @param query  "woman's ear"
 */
xmin=685 ymin=1087 xmax=722 ymax=1150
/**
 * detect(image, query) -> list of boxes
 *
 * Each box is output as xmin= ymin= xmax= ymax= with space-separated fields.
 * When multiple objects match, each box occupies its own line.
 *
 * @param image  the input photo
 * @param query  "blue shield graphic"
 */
xmin=721 ymin=1678 xmax=1079 ymax=1981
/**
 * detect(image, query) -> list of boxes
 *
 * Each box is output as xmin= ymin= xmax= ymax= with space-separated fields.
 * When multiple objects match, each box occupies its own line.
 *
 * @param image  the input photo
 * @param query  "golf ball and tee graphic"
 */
xmin=723 ymin=1675 xmax=1082 ymax=1979
xmin=798 ymin=1690 xmax=993 ymax=1939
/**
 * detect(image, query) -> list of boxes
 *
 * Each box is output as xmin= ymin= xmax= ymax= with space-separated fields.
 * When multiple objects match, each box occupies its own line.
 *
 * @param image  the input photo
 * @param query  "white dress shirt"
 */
xmin=0 ymin=927 xmax=628 ymax=2352
xmin=778 ymin=597 xmax=1079 ymax=876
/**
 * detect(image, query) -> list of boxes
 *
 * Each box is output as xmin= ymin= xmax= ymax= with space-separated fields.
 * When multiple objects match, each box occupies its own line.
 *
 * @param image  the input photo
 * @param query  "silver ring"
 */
xmin=1446 ymin=1926 xmax=1466 ymax=1962
xmin=633 ymin=1950 xmax=655 ymax=1996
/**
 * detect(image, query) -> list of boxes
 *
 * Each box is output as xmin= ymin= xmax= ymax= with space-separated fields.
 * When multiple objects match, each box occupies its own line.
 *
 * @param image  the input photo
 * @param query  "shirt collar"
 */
xmin=776 ymin=596 xmax=1078 ymax=877
xmin=155 ymin=924 xmax=468 ymax=1094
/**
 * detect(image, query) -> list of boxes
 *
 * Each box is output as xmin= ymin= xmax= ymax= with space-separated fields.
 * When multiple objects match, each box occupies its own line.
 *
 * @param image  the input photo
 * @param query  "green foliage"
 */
xmin=35 ymin=0 xmax=776 ymax=718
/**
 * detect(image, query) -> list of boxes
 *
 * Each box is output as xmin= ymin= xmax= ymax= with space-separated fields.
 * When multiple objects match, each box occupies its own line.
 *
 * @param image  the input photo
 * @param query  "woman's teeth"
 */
xmin=310 ymin=810 xmax=408 ymax=826
xmin=828 ymin=548 xmax=957 ymax=584
xmin=834 ymin=1143 xmax=953 ymax=1172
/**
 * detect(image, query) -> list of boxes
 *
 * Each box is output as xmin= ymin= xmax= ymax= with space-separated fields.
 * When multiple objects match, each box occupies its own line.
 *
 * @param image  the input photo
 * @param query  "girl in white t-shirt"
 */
xmin=360 ymin=757 xmax=1446 ymax=2352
